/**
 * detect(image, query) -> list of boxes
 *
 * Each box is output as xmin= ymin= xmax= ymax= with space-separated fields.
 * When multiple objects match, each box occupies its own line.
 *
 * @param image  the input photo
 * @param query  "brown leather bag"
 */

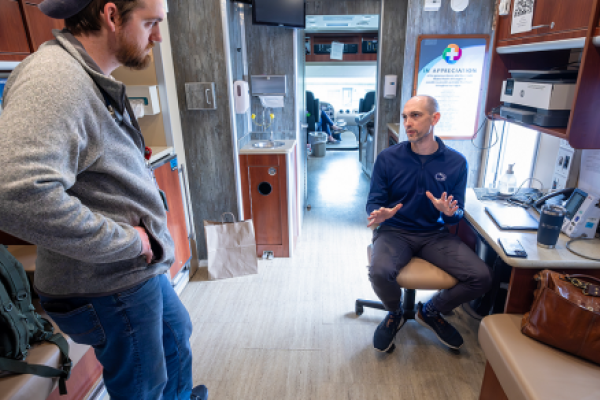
xmin=521 ymin=269 xmax=600 ymax=365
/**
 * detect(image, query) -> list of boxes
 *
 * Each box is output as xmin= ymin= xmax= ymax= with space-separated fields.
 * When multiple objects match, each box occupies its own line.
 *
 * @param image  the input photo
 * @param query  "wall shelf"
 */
xmin=490 ymin=114 xmax=568 ymax=138
xmin=496 ymin=36 xmax=600 ymax=54
xmin=485 ymin=0 xmax=600 ymax=149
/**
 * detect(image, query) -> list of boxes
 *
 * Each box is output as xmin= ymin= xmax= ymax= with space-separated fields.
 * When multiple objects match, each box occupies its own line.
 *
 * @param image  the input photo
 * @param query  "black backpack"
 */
xmin=0 ymin=245 xmax=71 ymax=395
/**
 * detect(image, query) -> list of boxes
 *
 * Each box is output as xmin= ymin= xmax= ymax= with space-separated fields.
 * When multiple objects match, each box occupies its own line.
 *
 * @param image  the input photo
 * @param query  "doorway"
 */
xmin=304 ymin=14 xmax=380 ymax=212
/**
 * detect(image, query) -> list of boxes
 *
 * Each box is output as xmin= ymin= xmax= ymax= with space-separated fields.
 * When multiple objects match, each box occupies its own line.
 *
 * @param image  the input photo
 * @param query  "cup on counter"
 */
xmin=537 ymin=204 xmax=566 ymax=249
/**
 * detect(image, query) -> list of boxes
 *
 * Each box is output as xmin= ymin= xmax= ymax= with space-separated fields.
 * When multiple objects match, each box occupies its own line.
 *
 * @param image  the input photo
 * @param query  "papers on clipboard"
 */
xmin=330 ymin=42 xmax=344 ymax=60
xmin=579 ymin=150 xmax=600 ymax=197
xmin=511 ymin=0 xmax=535 ymax=34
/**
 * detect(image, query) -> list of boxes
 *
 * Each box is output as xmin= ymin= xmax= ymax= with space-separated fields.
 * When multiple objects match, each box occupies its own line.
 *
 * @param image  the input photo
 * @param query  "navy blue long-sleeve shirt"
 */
xmin=366 ymin=137 xmax=468 ymax=232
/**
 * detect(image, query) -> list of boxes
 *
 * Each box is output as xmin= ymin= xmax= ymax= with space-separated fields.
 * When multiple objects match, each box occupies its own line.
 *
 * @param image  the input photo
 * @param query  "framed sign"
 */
xmin=413 ymin=35 xmax=489 ymax=140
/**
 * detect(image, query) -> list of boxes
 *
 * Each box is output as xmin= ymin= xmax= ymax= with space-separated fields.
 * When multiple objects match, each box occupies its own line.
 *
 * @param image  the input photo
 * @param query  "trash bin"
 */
xmin=309 ymin=131 xmax=327 ymax=157
xmin=313 ymin=140 xmax=327 ymax=157
xmin=308 ymin=131 xmax=327 ymax=146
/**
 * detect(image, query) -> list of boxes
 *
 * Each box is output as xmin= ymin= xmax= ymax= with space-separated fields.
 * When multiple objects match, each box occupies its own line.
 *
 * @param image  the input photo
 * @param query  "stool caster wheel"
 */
xmin=386 ymin=344 xmax=396 ymax=354
xmin=355 ymin=302 xmax=364 ymax=316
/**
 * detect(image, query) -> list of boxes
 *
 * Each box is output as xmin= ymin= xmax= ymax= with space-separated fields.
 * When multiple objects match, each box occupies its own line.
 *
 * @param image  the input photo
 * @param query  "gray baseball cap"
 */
xmin=38 ymin=0 xmax=94 ymax=19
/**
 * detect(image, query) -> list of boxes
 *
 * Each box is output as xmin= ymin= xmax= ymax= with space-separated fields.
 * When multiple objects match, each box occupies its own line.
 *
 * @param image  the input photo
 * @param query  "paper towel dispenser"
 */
xmin=250 ymin=75 xmax=286 ymax=96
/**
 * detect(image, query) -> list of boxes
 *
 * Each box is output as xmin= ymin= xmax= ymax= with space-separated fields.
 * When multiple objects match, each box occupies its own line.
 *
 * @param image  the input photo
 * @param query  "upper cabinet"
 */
xmin=21 ymin=1 xmax=64 ymax=51
xmin=486 ymin=0 xmax=600 ymax=149
xmin=0 ymin=0 xmax=31 ymax=61
xmin=305 ymin=33 xmax=378 ymax=62
xmin=0 ymin=0 xmax=64 ymax=62
xmin=497 ymin=0 xmax=594 ymax=45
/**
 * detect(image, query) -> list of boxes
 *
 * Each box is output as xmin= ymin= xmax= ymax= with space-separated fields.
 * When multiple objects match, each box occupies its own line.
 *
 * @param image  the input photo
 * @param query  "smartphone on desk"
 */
xmin=498 ymin=237 xmax=527 ymax=258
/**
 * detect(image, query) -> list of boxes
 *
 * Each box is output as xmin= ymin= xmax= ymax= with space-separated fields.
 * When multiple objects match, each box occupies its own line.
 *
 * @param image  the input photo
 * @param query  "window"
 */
xmin=483 ymin=121 xmax=540 ymax=190
xmin=305 ymin=63 xmax=377 ymax=112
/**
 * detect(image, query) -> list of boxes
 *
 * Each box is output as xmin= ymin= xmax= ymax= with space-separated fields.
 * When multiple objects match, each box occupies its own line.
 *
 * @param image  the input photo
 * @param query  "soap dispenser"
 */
xmin=498 ymin=163 xmax=517 ymax=195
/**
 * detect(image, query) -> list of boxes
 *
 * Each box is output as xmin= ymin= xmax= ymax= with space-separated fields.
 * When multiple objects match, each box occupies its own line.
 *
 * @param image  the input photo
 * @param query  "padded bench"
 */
xmin=0 ymin=246 xmax=96 ymax=400
xmin=478 ymin=313 xmax=600 ymax=400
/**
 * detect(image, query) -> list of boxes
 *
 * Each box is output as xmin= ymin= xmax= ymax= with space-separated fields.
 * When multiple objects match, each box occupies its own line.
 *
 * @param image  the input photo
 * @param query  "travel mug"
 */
xmin=537 ymin=204 xmax=566 ymax=249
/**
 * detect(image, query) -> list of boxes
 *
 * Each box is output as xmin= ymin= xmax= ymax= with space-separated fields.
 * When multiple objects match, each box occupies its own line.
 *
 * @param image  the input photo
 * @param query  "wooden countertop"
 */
xmin=464 ymin=189 xmax=600 ymax=268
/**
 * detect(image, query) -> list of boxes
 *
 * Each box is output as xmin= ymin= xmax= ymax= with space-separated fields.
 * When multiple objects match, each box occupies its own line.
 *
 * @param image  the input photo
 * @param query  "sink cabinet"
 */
xmin=239 ymin=141 xmax=299 ymax=258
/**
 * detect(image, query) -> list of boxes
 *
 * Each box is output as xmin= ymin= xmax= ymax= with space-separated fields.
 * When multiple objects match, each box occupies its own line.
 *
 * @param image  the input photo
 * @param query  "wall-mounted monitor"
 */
xmin=252 ymin=0 xmax=306 ymax=29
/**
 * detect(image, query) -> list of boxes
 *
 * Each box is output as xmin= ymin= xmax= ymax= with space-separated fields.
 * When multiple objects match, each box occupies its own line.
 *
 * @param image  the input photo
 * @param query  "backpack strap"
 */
xmin=0 ymin=338 xmax=71 ymax=395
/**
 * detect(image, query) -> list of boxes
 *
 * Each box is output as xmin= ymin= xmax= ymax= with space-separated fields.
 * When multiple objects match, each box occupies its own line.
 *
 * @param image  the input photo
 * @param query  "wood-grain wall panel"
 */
xmin=168 ymin=0 xmax=239 ymax=259
xmin=375 ymin=0 xmax=408 ymax=154
xmin=400 ymin=0 xmax=496 ymax=188
xmin=244 ymin=6 xmax=296 ymax=140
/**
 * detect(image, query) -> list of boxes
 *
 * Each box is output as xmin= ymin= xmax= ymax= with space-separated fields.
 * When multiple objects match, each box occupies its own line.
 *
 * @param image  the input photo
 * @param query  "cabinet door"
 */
xmin=248 ymin=166 xmax=283 ymax=246
xmin=0 ymin=0 xmax=31 ymax=59
xmin=21 ymin=1 xmax=64 ymax=51
xmin=153 ymin=158 xmax=191 ymax=280
xmin=497 ymin=0 xmax=593 ymax=43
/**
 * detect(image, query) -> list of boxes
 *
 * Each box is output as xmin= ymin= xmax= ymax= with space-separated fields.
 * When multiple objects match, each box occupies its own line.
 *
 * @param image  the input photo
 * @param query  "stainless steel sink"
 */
xmin=252 ymin=140 xmax=286 ymax=148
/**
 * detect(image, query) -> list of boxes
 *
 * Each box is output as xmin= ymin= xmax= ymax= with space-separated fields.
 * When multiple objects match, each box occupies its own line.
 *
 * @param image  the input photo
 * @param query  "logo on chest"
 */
xmin=435 ymin=172 xmax=447 ymax=182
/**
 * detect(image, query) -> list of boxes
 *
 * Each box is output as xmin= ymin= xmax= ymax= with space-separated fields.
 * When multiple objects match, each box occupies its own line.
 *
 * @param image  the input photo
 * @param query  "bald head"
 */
xmin=408 ymin=95 xmax=439 ymax=115
xmin=402 ymin=95 xmax=441 ymax=146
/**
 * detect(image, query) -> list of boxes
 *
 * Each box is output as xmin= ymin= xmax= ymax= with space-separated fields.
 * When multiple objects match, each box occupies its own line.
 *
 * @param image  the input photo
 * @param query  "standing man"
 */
xmin=0 ymin=0 xmax=207 ymax=399
xmin=366 ymin=95 xmax=491 ymax=352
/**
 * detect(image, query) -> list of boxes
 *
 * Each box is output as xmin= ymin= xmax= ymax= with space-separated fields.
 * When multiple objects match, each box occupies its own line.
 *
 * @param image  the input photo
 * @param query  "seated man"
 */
xmin=320 ymin=109 xmax=344 ymax=143
xmin=366 ymin=95 xmax=491 ymax=352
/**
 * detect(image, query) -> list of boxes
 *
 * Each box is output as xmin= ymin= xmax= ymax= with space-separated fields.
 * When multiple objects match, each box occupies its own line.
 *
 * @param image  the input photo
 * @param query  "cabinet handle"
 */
xmin=532 ymin=22 xmax=555 ymax=30
xmin=205 ymin=89 xmax=212 ymax=105
xmin=301 ymin=123 xmax=309 ymax=129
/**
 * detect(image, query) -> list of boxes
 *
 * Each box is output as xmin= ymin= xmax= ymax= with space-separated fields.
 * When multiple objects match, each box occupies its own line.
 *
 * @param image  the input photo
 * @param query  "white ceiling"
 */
xmin=304 ymin=15 xmax=380 ymax=33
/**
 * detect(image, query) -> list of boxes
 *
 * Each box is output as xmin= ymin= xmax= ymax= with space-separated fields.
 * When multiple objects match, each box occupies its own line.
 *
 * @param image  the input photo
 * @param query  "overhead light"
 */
xmin=451 ymin=0 xmax=468 ymax=11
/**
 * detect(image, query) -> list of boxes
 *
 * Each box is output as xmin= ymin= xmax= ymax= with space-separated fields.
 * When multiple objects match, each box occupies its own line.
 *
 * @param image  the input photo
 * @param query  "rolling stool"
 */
xmin=355 ymin=244 xmax=458 ymax=353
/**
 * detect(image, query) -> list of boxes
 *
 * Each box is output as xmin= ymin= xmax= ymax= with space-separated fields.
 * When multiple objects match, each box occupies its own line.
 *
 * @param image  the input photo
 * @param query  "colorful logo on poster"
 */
xmin=443 ymin=44 xmax=462 ymax=64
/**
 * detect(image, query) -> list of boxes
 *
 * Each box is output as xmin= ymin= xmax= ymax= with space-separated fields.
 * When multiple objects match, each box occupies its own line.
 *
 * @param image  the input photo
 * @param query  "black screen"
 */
xmin=565 ymin=192 xmax=586 ymax=220
xmin=252 ymin=0 xmax=305 ymax=28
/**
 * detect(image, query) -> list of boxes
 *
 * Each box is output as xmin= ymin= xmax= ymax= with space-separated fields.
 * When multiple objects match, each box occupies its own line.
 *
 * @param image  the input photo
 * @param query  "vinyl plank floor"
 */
xmin=181 ymin=151 xmax=486 ymax=400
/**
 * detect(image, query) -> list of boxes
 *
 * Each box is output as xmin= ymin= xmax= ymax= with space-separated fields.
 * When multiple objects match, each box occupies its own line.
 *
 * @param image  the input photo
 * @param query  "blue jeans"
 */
xmin=39 ymin=274 xmax=193 ymax=400
xmin=319 ymin=110 xmax=341 ymax=140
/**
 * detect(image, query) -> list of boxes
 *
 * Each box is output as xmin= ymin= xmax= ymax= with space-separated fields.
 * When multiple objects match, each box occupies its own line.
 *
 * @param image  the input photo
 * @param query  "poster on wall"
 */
xmin=413 ymin=35 xmax=489 ymax=140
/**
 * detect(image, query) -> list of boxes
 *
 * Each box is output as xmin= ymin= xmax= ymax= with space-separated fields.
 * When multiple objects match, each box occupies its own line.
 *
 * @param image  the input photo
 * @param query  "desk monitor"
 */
xmin=485 ymin=204 xmax=539 ymax=230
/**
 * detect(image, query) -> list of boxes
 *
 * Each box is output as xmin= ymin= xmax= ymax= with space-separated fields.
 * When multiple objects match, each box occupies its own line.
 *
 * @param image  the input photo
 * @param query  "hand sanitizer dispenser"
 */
xmin=233 ymin=81 xmax=250 ymax=114
xmin=498 ymin=163 xmax=517 ymax=195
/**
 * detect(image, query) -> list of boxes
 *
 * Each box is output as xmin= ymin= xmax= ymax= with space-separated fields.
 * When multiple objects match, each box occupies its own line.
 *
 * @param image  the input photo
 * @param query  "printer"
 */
xmin=500 ymin=70 xmax=578 ymax=127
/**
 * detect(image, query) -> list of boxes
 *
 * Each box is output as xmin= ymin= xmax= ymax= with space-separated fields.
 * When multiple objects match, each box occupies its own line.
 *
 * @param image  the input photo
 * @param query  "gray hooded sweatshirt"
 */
xmin=0 ymin=30 xmax=174 ymax=297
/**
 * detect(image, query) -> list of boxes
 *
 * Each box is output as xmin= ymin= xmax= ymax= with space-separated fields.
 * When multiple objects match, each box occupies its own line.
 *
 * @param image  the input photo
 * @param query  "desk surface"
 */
xmin=464 ymin=189 xmax=600 ymax=269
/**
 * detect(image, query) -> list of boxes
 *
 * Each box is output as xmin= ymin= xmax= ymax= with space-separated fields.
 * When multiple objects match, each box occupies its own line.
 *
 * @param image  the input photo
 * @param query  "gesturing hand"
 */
xmin=367 ymin=203 xmax=403 ymax=228
xmin=426 ymin=191 xmax=459 ymax=217
xmin=134 ymin=226 xmax=154 ymax=264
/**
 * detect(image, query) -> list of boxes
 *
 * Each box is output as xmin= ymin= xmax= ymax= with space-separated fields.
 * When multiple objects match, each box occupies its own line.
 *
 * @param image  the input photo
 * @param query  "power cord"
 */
xmin=566 ymin=236 xmax=600 ymax=261
xmin=471 ymin=106 xmax=503 ymax=150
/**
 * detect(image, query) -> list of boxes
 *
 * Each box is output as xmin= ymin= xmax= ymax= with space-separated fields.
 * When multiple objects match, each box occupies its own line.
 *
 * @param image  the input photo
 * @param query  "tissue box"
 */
xmin=126 ymin=85 xmax=161 ymax=116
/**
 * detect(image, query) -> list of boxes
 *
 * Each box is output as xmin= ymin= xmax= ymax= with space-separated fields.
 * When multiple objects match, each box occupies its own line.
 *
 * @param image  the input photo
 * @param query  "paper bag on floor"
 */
xmin=204 ymin=212 xmax=258 ymax=280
